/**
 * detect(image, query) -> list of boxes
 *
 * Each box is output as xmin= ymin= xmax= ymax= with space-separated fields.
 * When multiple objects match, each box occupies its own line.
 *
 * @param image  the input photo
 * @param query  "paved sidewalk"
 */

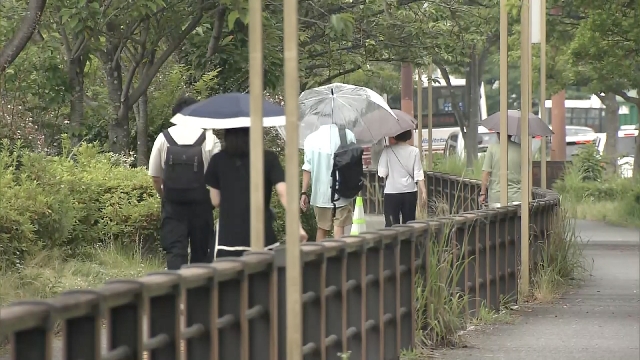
xmin=439 ymin=220 xmax=640 ymax=360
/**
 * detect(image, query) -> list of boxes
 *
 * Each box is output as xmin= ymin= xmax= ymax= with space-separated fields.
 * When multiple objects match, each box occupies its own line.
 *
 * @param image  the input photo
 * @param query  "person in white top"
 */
xmin=300 ymin=124 xmax=357 ymax=240
xmin=377 ymin=130 xmax=427 ymax=227
xmin=148 ymin=96 xmax=221 ymax=270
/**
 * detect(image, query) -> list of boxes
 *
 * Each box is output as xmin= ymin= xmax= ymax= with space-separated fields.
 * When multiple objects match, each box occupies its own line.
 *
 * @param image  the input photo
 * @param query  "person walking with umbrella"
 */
xmin=296 ymin=83 xmax=406 ymax=240
xmin=173 ymin=92 xmax=307 ymax=259
xmin=479 ymin=110 xmax=553 ymax=207
xmin=205 ymin=127 xmax=308 ymax=258
xmin=299 ymin=124 xmax=360 ymax=240
xmin=148 ymin=95 xmax=221 ymax=270
xmin=479 ymin=132 xmax=523 ymax=208
xmin=377 ymin=129 xmax=427 ymax=226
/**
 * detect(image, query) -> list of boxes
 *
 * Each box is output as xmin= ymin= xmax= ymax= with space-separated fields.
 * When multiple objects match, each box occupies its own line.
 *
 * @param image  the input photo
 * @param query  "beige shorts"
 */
xmin=488 ymin=201 xmax=522 ymax=209
xmin=314 ymin=204 xmax=353 ymax=231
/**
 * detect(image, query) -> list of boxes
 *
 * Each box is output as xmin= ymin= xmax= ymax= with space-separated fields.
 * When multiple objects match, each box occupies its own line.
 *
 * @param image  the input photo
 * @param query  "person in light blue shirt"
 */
xmin=300 ymin=124 xmax=357 ymax=240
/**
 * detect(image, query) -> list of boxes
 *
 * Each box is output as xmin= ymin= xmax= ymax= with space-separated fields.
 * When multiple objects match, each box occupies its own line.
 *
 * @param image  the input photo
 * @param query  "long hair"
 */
xmin=224 ymin=127 xmax=250 ymax=157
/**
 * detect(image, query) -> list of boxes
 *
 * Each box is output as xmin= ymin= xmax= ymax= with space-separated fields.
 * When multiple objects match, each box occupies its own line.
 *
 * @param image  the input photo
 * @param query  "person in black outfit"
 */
xmin=148 ymin=96 xmax=221 ymax=270
xmin=204 ymin=127 xmax=307 ymax=259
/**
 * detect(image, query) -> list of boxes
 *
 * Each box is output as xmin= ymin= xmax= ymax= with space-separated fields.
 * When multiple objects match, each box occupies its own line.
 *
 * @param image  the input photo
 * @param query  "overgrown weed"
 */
xmin=433 ymin=156 xmax=482 ymax=180
xmin=554 ymin=147 xmax=640 ymax=228
xmin=470 ymin=300 xmax=515 ymax=326
xmin=411 ymin=183 xmax=471 ymax=354
xmin=531 ymin=205 xmax=591 ymax=302
xmin=0 ymin=243 xmax=163 ymax=306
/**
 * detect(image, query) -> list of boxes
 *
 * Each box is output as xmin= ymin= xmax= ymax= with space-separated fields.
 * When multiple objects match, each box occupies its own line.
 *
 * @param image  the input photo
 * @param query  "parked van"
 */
xmin=443 ymin=126 xmax=496 ymax=158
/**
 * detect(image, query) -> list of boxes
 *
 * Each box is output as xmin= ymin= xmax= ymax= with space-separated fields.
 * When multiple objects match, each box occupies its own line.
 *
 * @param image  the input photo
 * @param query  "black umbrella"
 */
xmin=169 ymin=92 xmax=285 ymax=129
xmin=481 ymin=110 xmax=554 ymax=137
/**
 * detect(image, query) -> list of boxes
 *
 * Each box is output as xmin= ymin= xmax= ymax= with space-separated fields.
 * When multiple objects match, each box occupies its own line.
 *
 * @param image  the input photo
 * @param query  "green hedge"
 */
xmin=270 ymin=149 xmax=318 ymax=242
xmin=552 ymin=146 xmax=640 ymax=227
xmin=0 ymin=140 xmax=317 ymax=268
xmin=0 ymin=142 xmax=161 ymax=267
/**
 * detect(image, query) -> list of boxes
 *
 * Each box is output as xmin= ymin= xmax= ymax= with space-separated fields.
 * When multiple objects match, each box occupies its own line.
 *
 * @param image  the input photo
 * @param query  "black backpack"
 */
xmin=162 ymin=130 xmax=208 ymax=203
xmin=330 ymin=127 xmax=364 ymax=208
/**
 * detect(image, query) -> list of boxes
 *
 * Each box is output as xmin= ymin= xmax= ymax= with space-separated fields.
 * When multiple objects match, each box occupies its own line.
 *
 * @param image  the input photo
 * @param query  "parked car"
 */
xmin=594 ymin=129 xmax=638 ymax=178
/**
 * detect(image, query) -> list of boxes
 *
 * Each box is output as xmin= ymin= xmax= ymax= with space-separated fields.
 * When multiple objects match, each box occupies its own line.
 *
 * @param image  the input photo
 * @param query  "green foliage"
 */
xmin=265 ymin=129 xmax=318 ymax=242
xmin=341 ymin=63 xmax=402 ymax=96
xmin=0 ymin=33 xmax=70 ymax=150
xmin=554 ymin=155 xmax=640 ymax=228
xmin=0 ymin=139 xmax=161 ymax=268
xmin=413 ymin=227 xmax=468 ymax=348
xmin=564 ymin=1 xmax=639 ymax=93
xmin=532 ymin=205 xmax=589 ymax=302
xmin=433 ymin=155 xmax=483 ymax=180
xmin=0 ymin=243 xmax=163 ymax=306
xmin=571 ymin=143 xmax=604 ymax=182
xmin=0 ymin=132 xmax=321 ymax=269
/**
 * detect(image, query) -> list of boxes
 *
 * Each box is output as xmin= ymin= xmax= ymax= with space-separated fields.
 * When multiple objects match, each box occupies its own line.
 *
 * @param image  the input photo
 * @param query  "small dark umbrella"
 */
xmin=481 ymin=110 xmax=554 ymax=137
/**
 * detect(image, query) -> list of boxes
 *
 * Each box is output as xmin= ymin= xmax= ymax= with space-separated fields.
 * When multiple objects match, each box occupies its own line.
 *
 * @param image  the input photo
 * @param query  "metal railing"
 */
xmin=362 ymin=170 xmax=481 ymax=215
xmin=361 ymin=169 xmax=559 ymax=216
xmin=0 ymin=172 xmax=560 ymax=360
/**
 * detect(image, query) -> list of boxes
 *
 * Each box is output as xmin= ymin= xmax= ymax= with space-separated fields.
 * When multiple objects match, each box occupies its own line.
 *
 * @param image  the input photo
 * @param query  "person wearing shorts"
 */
xmin=312 ymin=203 xmax=353 ymax=235
xmin=300 ymin=124 xmax=356 ymax=241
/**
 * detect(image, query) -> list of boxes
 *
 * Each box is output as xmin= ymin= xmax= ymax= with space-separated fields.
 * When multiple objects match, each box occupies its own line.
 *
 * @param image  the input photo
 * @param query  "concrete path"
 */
xmin=575 ymin=219 xmax=640 ymax=246
xmin=439 ymin=220 xmax=640 ymax=360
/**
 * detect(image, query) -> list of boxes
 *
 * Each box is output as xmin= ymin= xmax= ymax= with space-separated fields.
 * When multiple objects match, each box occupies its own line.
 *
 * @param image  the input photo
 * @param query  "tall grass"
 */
xmin=410 ymin=181 xmax=472 ymax=353
xmin=532 ymin=205 xmax=591 ymax=302
xmin=432 ymin=155 xmax=483 ymax=180
xmin=0 ymin=243 xmax=164 ymax=306
xmin=554 ymin=156 xmax=640 ymax=228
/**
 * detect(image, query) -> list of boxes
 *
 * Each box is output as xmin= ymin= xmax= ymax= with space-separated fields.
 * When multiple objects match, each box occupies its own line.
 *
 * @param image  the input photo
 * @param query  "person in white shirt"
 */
xmin=300 ymin=124 xmax=357 ymax=240
xmin=377 ymin=130 xmax=427 ymax=227
xmin=148 ymin=96 xmax=221 ymax=269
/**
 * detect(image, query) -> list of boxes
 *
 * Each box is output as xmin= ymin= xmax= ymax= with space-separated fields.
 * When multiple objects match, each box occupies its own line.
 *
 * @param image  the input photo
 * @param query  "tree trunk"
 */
xmin=135 ymin=91 xmax=149 ymax=167
xmin=465 ymin=53 xmax=480 ymax=168
xmin=599 ymin=93 xmax=619 ymax=175
xmin=0 ymin=0 xmax=47 ymax=73
xmin=437 ymin=65 xmax=467 ymax=143
xmin=68 ymin=55 xmax=86 ymax=146
xmin=102 ymin=46 xmax=129 ymax=154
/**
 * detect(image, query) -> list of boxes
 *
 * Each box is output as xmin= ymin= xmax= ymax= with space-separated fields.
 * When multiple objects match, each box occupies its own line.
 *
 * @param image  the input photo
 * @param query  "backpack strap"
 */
xmin=192 ymin=130 xmax=206 ymax=147
xmin=163 ymin=129 xmax=206 ymax=147
xmin=330 ymin=165 xmax=338 ymax=218
xmin=338 ymin=126 xmax=348 ymax=145
xmin=333 ymin=126 xmax=348 ymax=218
xmin=330 ymin=166 xmax=338 ymax=203
xmin=163 ymin=130 xmax=178 ymax=146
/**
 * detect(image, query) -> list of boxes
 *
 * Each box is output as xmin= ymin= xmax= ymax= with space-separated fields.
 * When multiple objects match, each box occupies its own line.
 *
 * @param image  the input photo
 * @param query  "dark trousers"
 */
xmin=160 ymin=201 xmax=214 ymax=270
xmin=383 ymin=191 xmax=418 ymax=227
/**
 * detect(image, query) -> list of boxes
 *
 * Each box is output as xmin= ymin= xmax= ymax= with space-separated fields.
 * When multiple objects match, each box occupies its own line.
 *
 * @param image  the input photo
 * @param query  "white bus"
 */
xmin=543 ymin=94 xmax=638 ymax=132
xmin=385 ymin=72 xmax=488 ymax=152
